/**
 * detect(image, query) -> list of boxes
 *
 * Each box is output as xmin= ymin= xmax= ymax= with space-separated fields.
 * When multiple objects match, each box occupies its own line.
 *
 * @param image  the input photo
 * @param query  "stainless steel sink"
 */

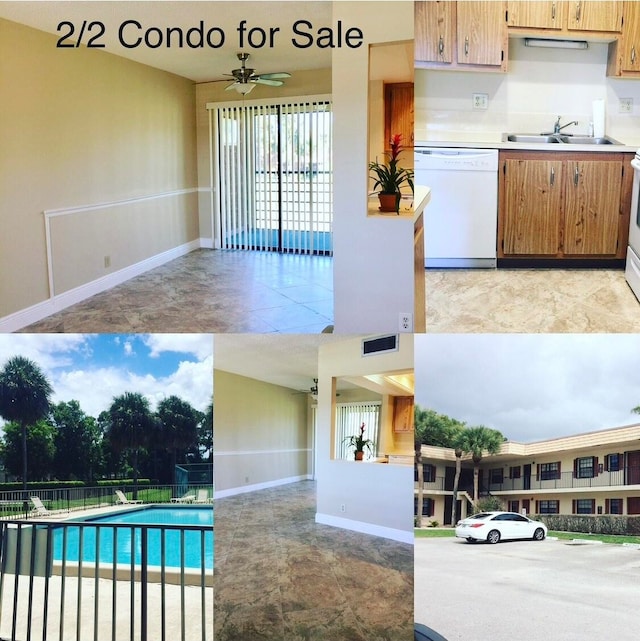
xmin=507 ymin=133 xmax=621 ymax=145
xmin=507 ymin=134 xmax=561 ymax=143
xmin=558 ymin=135 xmax=619 ymax=145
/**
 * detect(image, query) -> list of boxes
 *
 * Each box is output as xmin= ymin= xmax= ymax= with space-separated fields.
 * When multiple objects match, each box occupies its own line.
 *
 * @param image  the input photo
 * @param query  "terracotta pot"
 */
xmin=378 ymin=192 xmax=399 ymax=213
xmin=355 ymin=451 xmax=364 ymax=461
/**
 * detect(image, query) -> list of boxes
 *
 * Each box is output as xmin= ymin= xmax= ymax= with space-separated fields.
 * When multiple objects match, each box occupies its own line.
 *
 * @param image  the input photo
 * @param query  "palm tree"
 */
xmin=459 ymin=425 xmax=505 ymax=508
xmin=157 ymin=396 xmax=199 ymax=484
xmin=450 ymin=429 xmax=467 ymax=526
xmin=0 ymin=356 xmax=53 ymax=505
xmin=106 ymin=392 xmax=155 ymax=499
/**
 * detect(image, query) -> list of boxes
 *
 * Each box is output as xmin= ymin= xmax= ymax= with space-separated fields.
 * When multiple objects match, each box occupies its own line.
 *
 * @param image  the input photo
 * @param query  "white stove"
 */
xmin=625 ymin=150 xmax=640 ymax=301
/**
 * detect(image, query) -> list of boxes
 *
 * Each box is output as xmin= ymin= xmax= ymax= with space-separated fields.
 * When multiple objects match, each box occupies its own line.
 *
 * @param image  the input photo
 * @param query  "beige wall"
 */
xmin=213 ymin=370 xmax=310 ymax=494
xmin=0 ymin=18 xmax=198 ymax=316
xmin=194 ymin=68 xmax=331 ymax=244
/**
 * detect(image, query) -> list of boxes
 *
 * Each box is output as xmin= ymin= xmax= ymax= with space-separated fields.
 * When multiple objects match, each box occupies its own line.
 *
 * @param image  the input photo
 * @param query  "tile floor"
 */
xmin=21 ymin=250 xmax=334 ymax=334
xmin=214 ymin=481 xmax=413 ymax=641
xmin=426 ymin=268 xmax=640 ymax=333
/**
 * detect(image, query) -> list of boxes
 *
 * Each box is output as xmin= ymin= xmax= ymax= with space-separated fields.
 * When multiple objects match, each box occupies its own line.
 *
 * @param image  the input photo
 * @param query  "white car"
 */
xmin=455 ymin=511 xmax=547 ymax=544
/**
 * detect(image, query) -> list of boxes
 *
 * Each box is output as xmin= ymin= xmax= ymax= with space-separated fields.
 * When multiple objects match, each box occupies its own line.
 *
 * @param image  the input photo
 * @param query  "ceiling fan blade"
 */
xmin=257 ymin=72 xmax=291 ymax=80
xmin=224 ymin=82 xmax=238 ymax=91
xmin=253 ymin=78 xmax=284 ymax=87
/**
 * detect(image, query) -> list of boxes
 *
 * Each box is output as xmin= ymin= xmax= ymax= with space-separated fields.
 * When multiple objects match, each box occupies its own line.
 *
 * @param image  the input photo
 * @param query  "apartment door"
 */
xmin=523 ymin=464 xmax=532 ymax=490
xmin=214 ymin=99 xmax=333 ymax=255
xmin=626 ymin=450 xmax=640 ymax=485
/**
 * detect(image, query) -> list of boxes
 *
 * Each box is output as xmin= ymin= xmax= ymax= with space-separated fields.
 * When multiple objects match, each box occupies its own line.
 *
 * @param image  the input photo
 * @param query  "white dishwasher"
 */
xmin=415 ymin=147 xmax=499 ymax=268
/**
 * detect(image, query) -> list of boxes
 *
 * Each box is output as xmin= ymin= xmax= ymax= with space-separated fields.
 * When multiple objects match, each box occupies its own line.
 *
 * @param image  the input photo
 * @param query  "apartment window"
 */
xmin=539 ymin=462 xmax=561 ymax=481
xmin=538 ymin=500 xmax=559 ymax=514
xmin=414 ymin=497 xmax=434 ymax=517
xmin=605 ymin=453 xmax=621 ymax=472
xmin=414 ymin=463 xmax=436 ymax=483
xmin=509 ymin=466 xmax=521 ymax=479
xmin=574 ymin=456 xmax=596 ymax=479
xmin=574 ymin=499 xmax=595 ymax=514
xmin=606 ymin=498 xmax=623 ymax=514
xmin=489 ymin=468 xmax=504 ymax=484
xmin=335 ymin=402 xmax=381 ymax=461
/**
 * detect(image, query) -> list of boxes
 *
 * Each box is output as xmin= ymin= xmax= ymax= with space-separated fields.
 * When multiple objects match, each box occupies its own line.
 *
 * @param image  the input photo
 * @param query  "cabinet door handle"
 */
xmin=438 ymin=35 xmax=444 ymax=57
xmin=552 ymin=1 xmax=556 ymax=20
xmin=464 ymin=37 xmax=469 ymax=56
xmin=550 ymin=167 xmax=555 ymax=186
xmin=632 ymin=46 xmax=637 ymax=65
xmin=574 ymin=165 xmax=580 ymax=186
xmin=575 ymin=1 xmax=581 ymax=22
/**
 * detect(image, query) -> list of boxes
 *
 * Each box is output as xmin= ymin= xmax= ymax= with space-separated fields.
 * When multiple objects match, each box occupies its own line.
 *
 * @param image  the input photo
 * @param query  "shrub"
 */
xmin=473 ymin=496 xmax=504 ymax=513
xmin=429 ymin=520 xmax=440 ymax=528
xmin=535 ymin=514 xmax=640 ymax=536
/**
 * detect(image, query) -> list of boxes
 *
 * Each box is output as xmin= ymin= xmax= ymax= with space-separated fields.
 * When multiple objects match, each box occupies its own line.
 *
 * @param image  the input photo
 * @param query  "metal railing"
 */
xmin=0 ymin=517 xmax=213 ymax=641
xmin=0 ymin=484 xmax=213 ymax=520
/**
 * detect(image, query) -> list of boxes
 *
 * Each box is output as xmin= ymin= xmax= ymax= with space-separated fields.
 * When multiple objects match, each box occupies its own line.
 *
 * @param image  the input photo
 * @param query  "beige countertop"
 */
xmin=367 ymin=186 xmax=430 ymax=223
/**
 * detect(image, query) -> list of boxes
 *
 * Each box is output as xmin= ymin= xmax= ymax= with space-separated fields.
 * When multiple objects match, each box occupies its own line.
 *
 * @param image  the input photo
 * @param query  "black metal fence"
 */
xmin=0 ymin=517 xmax=213 ymax=641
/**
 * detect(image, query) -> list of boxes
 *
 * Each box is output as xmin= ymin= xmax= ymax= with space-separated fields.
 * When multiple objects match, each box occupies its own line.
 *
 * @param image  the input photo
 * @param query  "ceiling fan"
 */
xmin=221 ymin=52 xmax=291 ymax=95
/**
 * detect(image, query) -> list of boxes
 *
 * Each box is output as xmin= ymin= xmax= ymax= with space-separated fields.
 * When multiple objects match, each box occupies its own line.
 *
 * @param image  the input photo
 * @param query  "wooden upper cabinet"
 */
xmin=393 ymin=396 xmax=414 ymax=433
xmin=507 ymin=1 xmax=564 ymax=30
xmin=415 ymin=0 xmax=507 ymax=71
xmin=563 ymin=160 xmax=622 ymax=255
xmin=567 ymin=1 xmax=622 ymax=32
xmin=415 ymin=0 xmax=454 ymax=65
xmin=503 ymin=158 xmax=563 ymax=255
xmin=619 ymin=1 xmax=640 ymax=72
xmin=457 ymin=1 xmax=507 ymax=67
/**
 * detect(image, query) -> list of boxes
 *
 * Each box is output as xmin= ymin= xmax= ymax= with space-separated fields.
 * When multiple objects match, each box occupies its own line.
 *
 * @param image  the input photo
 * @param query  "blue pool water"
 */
xmin=52 ymin=506 xmax=214 ymax=570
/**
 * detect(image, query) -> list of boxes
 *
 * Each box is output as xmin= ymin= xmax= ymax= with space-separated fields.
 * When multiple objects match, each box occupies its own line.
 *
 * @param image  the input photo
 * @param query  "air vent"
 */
xmin=362 ymin=334 xmax=399 ymax=356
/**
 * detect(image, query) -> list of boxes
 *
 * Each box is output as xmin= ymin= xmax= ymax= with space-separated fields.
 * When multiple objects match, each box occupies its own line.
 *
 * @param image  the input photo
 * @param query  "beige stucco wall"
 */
xmin=194 ymin=68 xmax=331 ymax=245
xmin=0 ymin=17 xmax=198 ymax=315
xmin=213 ymin=370 xmax=310 ymax=493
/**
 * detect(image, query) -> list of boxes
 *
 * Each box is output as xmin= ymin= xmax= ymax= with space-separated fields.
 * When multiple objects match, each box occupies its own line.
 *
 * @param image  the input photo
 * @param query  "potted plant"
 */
xmin=343 ymin=422 xmax=375 ymax=461
xmin=369 ymin=133 xmax=414 ymax=213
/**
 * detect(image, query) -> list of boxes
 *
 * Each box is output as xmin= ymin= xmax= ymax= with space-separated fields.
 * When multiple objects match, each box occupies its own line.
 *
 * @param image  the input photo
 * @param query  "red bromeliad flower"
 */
xmin=389 ymin=134 xmax=403 ymax=161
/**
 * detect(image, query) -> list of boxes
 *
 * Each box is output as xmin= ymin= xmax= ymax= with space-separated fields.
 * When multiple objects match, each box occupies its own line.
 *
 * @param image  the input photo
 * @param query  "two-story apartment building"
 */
xmin=416 ymin=424 xmax=640 ymax=525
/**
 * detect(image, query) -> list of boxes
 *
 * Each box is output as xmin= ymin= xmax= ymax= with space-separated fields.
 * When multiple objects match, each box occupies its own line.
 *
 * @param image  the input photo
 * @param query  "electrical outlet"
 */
xmin=399 ymin=312 xmax=413 ymax=332
xmin=472 ymin=93 xmax=489 ymax=110
xmin=620 ymin=97 xmax=633 ymax=113
xmin=341 ymin=504 xmax=346 ymax=513
xmin=104 ymin=255 xmax=111 ymax=268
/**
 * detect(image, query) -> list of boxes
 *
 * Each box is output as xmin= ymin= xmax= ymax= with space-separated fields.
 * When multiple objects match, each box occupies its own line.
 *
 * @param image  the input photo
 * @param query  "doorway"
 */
xmin=213 ymin=98 xmax=333 ymax=255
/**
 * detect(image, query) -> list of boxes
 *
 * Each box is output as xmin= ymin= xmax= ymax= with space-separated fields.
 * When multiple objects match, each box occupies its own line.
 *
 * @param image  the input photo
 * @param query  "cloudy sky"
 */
xmin=0 ymin=334 xmax=213 ymax=423
xmin=415 ymin=334 xmax=640 ymax=443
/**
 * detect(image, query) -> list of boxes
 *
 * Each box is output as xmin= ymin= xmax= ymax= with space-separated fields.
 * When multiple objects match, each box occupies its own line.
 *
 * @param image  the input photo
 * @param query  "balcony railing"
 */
xmin=0 ymin=517 xmax=213 ymax=641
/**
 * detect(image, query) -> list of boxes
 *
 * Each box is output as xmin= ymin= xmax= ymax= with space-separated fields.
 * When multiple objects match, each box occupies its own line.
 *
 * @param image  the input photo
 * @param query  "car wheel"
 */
xmin=486 ymin=529 xmax=501 ymax=544
xmin=533 ymin=527 xmax=546 ymax=541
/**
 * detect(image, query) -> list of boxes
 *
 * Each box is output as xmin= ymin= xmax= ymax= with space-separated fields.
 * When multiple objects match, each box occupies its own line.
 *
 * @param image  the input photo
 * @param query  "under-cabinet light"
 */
xmin=524 ymin=38 xmax=589 ymax=49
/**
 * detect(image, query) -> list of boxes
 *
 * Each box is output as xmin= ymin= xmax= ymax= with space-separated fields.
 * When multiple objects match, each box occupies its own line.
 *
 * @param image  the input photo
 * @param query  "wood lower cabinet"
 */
xmin=499 ymin=151 xmax=632 ymax=260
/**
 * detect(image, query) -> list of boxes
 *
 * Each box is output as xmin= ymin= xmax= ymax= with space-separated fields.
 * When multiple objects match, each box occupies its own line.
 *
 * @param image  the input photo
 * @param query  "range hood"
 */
xmin=524 ymin=37 xmax=589 ymax=49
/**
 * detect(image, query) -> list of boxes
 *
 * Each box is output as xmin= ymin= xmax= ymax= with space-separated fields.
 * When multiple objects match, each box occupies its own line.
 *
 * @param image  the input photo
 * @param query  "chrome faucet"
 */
xmin=552 ymin=116 xmax=578 ymax=134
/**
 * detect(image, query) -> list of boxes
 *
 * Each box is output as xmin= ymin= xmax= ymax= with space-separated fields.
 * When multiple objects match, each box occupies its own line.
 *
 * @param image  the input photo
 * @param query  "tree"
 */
xmin=157 ymin=396 xmax=200 ymax=484
xmin=458 ymin=425 xmax=505 ymax=508
xmin=1 ymin=420 xmax=55 ymax=481
xmin=106 ymin=392 xmax=155 ymax=498
xmin=0 ymin=356 xmax=53 ymax=500
xmin=50 ymin=400 xmax=102 ymax=481
xmin=198 ymin=399 xmax=213 ymax=461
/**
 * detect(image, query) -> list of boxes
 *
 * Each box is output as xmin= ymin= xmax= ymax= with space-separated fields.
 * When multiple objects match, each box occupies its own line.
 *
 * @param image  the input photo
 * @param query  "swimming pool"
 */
xmin=52 ymin=506 xmax=214 ymax=570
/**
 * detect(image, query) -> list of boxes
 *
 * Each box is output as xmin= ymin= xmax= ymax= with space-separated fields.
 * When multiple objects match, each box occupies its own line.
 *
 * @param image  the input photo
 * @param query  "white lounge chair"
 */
xmin=171 ymin=492 xmax=195 ymax=504
xmin=30 ymin=496 xmax=49 ymax=516
xmin=193 ymin=489 xmax=212 ymax=504
xmin=115 ymin=490 xmax=143 ymax=505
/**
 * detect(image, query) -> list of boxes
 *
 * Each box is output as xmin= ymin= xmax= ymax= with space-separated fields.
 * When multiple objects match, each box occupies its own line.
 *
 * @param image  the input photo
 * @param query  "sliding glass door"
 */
xmin=214 ymin=98 xmax=332 ymax=255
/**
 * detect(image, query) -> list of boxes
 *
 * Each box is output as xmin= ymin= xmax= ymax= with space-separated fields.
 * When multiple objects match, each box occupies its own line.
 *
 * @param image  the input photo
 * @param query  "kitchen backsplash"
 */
xmin=415 ymin=38 xmax=640 ymax=146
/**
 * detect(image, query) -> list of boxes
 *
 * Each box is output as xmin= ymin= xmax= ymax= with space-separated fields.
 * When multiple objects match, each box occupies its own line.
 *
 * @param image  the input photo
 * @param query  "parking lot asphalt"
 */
xmin=415 ymin=537 xmax=640 ymax=641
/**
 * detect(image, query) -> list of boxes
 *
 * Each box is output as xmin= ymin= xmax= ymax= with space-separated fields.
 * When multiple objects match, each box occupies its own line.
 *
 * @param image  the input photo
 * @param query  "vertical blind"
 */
xmin=214 ymin=99 xmax=333 ymax=255
xmin=335 ymin=402 xmax=382 ymax=461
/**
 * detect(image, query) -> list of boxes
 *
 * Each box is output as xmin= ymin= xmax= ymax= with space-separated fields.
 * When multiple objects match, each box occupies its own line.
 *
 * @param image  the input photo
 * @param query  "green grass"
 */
xmin=415 ymin=528 xmax=455 ymax=538
xmin=548 ymin=531 xmax=640 ymax=545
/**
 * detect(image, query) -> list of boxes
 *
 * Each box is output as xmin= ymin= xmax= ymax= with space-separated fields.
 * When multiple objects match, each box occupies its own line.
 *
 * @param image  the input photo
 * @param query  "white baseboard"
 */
xmin=314 ymin=512 xmax=414 ymax=544
xmin=214 ymin=475 xmax=312 ymax=499
xmin=0 ymin=239 xmax=205 ymax=332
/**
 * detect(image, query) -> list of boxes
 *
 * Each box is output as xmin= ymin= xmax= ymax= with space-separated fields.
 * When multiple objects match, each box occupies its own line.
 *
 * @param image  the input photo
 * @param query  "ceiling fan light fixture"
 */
xmin=234 ymin=83 xmax=255 ymax=95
